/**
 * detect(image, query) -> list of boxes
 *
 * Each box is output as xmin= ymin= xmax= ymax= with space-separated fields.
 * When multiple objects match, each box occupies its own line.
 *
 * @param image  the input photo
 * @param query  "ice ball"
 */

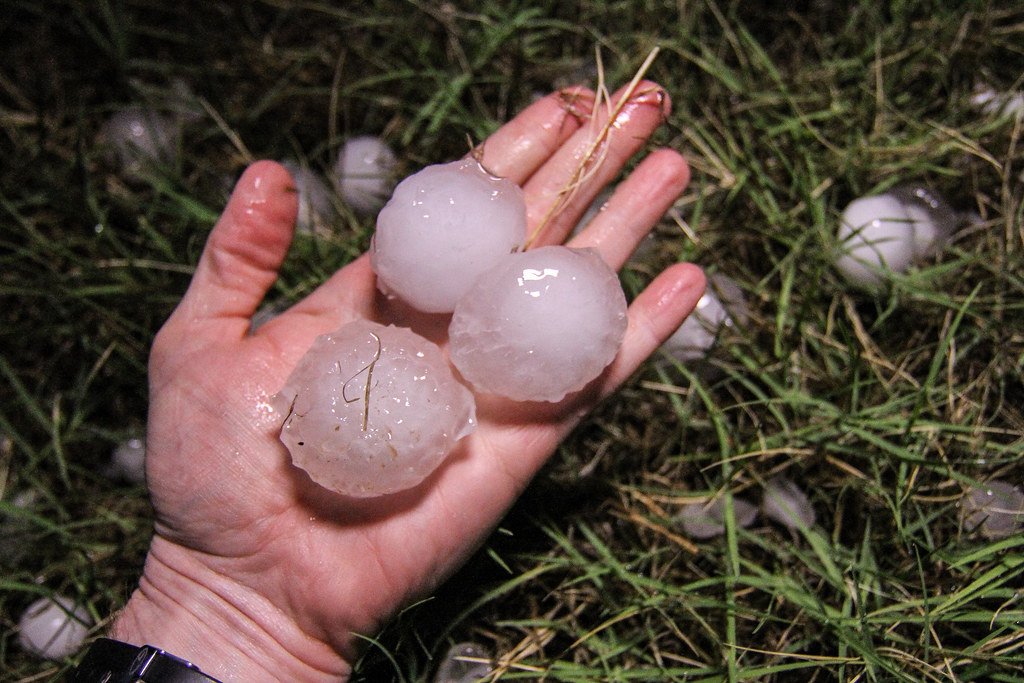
xmin=273 ymin=320 xmax=476 ymax=497
xmin=334 ymin=135 xmax=398 ymax=215
xmin=662 ymin=273 xmax=749 ymax=362
xmin=677 ymin=496 xmax=758 ymax=540
xmin=761 ymin=477 xmax=815 ymax=530
xmin=835 ymin=185 xmax=956 ymax=289
xmin=98 ymin=107 xmax=179 ymax=180
xmin=434 ymin=642 xmax=492 ymax=683
xmin=105 ymin=435 xmax=146 ymax=484
xmin=18 ymin=595 xmax=92 ymax=660
xmin=449 ymin=246 xmax=627 ymax=402
xmin=281 ymin=161 xmax=336 ymax=234
xmin=960 ymin=480 xmax=1024 ymax=540
xmin=372 ymin=158 xmax=528 ymax=314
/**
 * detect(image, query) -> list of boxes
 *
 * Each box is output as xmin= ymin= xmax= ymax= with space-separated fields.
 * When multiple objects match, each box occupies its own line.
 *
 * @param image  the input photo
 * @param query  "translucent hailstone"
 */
xmin=18 ymin=595 xmax=92 ymax=660
xmin=835 ymin=185 xmax=957 ymax=289
xmin=433 ymin=642 xmax=493 ymax=683
xmin=334 ymin=135 xmax=398 ymax=215
xmin=372 ymin=158 xmax=528 ymax=314
xmin=449 ymin=246 xmax=628 ymax=402
xmin=662 ymin=273 xmax=749 ymax=362
xmin=677 ymin=496 xmax=758 ymax=540
xmin=273 ymin=320 xmax=476 ymax=497
xmin=761 ymin=477 xmax=816 ymax=530
xmin=960 ymin=481 xmax=1024 ymax=540
xmin=98 ymin=107 xmax=179 ymax=179
xmin=105 ymin=435 xmax=147 ymax=484
xmin=280 ymin=161 xmax=336 ymax=234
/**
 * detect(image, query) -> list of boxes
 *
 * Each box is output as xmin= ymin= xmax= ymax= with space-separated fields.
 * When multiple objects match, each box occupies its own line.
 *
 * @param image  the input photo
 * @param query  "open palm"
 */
xmin=112 ymin=82 xmax=705 ymax=681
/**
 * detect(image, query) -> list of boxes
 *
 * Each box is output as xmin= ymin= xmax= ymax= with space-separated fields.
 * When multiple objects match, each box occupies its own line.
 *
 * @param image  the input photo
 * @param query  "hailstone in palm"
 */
xmin=18 ymin=595 xmax=92 ymax=660
xmin=449 ymin=245 xmax=627 ymax=402
xmin=334 ymin=135 xmax=398 ymax=215
xmin=273 ymin=320 xmax=476 ymax=497
xmin=372 ymin=158 xmax=528 ymax=313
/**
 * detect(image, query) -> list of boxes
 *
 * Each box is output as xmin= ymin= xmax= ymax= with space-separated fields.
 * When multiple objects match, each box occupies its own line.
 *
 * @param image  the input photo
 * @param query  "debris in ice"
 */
xmin=434 ymin=642 xmax=493 ymax=683
xmin=960 ymin=480 xmax=1024 ymax=540
xmin=273 ymin=320 xmax=476 ymax=497
xmin=761 ymin=476 xmax=816 ymax=530
xmin=105 ymin=435 xmax=147 ymax=484
xmin=677 ymin=496 xmax=758 ymax=539
xmin=18 ymin=595 xmax=92 ymax=660
xmin=372 ymin=158 xmax=527 ymax=314
xmin=449 ymin=246 xmax=627 ymax=402
xmin=98 ymin=107 xmax=179 ymax=180
xmin=661 ymin=272 xmax=748 ymax=362
xmin=281 ymin=160 xmax=336 ymax=234
xmin=835 ymin=184 xmax=957 ymax=290
xmin=334 ymin=135 xmax=398 ymax=215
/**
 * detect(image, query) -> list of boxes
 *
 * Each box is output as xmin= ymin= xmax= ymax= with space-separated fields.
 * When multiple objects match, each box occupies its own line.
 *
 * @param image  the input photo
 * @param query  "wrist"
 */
xmin=110 ymin=537 xmax=351 ymax=682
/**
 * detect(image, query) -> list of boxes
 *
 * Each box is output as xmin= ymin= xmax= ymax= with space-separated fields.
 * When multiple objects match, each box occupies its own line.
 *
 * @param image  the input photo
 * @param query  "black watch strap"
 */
xmin=69 ymin=638 xmax=224 ymax=682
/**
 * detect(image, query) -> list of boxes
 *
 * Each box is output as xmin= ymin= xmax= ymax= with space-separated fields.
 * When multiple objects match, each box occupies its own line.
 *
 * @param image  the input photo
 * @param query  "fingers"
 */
xmin=522 ymin=80 xmax=671 ymax=248
xmin=169 ymin=161 xmax=298 ymax=338
xmin=478 ymin=87 xmax=594 ymax=185
xmin=569 ymin=148 xmax=689 ymax=270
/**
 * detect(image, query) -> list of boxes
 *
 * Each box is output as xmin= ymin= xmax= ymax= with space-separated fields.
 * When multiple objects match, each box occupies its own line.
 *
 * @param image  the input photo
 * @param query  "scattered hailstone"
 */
xmin=434 ymin=642 xmax=493 ymax=683
xmin=835 ymin=184 xmax=957 ymax=290
xmin=960 ymin=480 xmax=1024 ymax=540
xmin=105 ymin=435 xmax=147 ymax=484
xmin=661 ymin=273 xmax=749 ymax=363
xmin=971 ymin=85 xmax=1024 ymax=118
xmin=677 ymin=496 xmax=758 ymax=540
xmin=273 ymin=320 xmax=476 ymax=497
xmin=761 ymin=477 xmax=816 ymax=530
xmin=372 ymin=158 xmax=528 ymax=314
xmin=334 ymin=135 xmax=398 ymax=215
xmin=280 ymin=160 xmax=336 ymax=234
xmin=18 ymin=595 xmax=92 ymax=660
xmin=98 ymin=107 xmax=179 ymax=180
xmin=449 ymin=246 xmax=628 ymax=402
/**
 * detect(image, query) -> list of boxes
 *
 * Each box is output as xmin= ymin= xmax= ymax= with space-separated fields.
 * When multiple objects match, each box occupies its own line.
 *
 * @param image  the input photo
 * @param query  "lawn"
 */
xmin=2 ymin=1 xmax=1022 ymax=681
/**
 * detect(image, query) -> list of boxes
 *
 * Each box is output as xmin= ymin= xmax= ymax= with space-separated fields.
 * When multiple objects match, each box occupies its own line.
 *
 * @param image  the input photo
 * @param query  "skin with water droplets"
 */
xmin=273 ymin=321 xmax=476 ymax=497
xmin=449 ymin=245 xmax=627 ymax=402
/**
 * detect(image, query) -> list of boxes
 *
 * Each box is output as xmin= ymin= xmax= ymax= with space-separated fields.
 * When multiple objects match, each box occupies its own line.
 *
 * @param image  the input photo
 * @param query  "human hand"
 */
xmin=110 ymin=81 xmax=706 ymax=681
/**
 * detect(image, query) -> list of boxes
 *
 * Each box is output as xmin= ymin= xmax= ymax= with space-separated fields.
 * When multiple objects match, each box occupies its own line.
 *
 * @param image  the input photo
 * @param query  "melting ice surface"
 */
xmin=372 ymin=158 xmax=527 ymax=313
xmin=273 ymin=321 xmax=476 ymax=497
xmin=449 ymin=246 xmax=627 ymax=402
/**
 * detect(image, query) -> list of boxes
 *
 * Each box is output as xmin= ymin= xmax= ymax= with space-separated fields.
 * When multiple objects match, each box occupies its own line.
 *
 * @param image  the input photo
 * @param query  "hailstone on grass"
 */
xmin=761 ymin=477 xmax=816 ymax=530
xmin=433 ymin=642 xmax=492 ymax=683
xmin=662 ymin=273 xmax=749 ymax=362
xmin=372 ymin=158 xmax=528 ymax=313
xmin=18 ymin=595 xmax=92 ymax=660
xmin=677 ymin=496 xmax=758 ymax=540
xmin=281 ymin=160 xmax=336 ymax=234
xmin=835 ymin=185 xmax=956 ymax=290
xmin=99 ymin=107 xmax=179 ymax=180
xmin=334 ymin=135 xmax=398 ymax=215
xmin=105 ymin=435 xmax=146 ymax=484
xmin=449 ymin=246 xmax=628 ymax=402
xmin=960 ymin=480 xmax=1024 ymax=540
xmin=274 ymin=320 xmax=476 ymax=497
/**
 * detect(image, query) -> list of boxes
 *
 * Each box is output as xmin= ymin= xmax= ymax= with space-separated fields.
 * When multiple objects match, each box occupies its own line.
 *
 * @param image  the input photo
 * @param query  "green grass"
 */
xmin=2 ymin=1 xmax=1023 ymax=680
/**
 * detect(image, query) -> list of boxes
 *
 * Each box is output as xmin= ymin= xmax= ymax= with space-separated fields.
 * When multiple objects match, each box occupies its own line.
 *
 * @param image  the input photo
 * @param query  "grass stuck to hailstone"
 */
xmin=2 ymin=1 xmax=1023 ymax=681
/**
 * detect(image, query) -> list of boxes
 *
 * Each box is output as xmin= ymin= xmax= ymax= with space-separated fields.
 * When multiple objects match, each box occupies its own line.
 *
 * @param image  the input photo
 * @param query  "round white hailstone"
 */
xmin=106 ymin=436 xmax=147 ymax=484
xmin=960 ymin=481 xmax=1024 ymax=540
xmin=280 ymin=161 xmax=336 ymax=234
xmin=273 ymin=320 xmax=476 ymax=497
xmin=835 ymin=186 xmax=956 ymax=290
xmin=449 ymin=246 xmax=627 ymax=402
xmin=434 ymin=642 xmax=492 ymax=683
xmin=761 ymin=477 xmax=816 ymax=530
xmin=99 ymin=107 xmax=179 ymax=179
xmin=372 ymin=158 xmax=528 ymax=314
xmin=334 ymin=135 xmax=398 ymax=215
xmin=18 ymin=595 xmax=92 ymax=660
xmin=662 ymin=273 xmax=749 ymax=362
xmin=677 ymin=496 xmax=758 ymax=540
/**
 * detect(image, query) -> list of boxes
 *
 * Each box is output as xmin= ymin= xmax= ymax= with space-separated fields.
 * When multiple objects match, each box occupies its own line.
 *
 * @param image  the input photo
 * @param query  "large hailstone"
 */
xmin=835 ymin=184 xmax=957 ymax=289
xmin=449 ymin=246 xmax=628 ymax=403
xmin=662 ymin=273 xmax=749 ymax=362
xmin=372 ymin=158 xmax=528 ymax=314
xmin=334 ymin=135 xmax=398 ymax=215
xmin=18 ymin=595 xmax=92 ymax=660
xmin=273 ymin=321 xmax=476 ymax=497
